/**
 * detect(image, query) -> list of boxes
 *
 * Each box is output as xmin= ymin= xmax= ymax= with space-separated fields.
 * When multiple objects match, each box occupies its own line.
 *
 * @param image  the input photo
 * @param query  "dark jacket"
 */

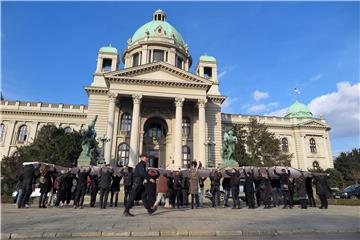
xmin=243 ymin=170 xmax=255 ymax=193
xmin=133 ymin=161 xmax=147 ymax=185
xmin=274 ymin=169 xmax=291 ymax=188
xmin=210 ymin=171 xmax=222 ymax=187
xmin=313 ymin=175 xmax=331 ymax=196
xmin=225 ymin=169 xmax=241 ymax=188
xmin=121 ymin=168 xmax=133 ymax=188
xmin=77 ymin=168 xmax=91 ymax=189
xmin=39 ymin=170 xmax=52 ymax=193
xmin=20 ymin=165 xmax=36 ymax=190
xmin=173 ymin=173 xmax=183 ymax=190
xmin=99 ymin=168 xmax=114 ymax=189
xmin=297 ymin=175 xmax=307 ymax=198
xmin=111 ymin=175 xmax=122 ymax=191
xmin=305 ymin=177 xmax=313 ymax=193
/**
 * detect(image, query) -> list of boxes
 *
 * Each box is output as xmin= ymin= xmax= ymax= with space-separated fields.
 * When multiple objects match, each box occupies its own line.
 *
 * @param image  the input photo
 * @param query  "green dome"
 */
xmin=285 ymin=101 xmax=313 ymax=118
xmin=200 ymin=54 xmax=216 ymax=62
xmin=99 ymin=45 xmax=118 ymax=54
xmin=131 ymin=20 xmax=185 ymax=47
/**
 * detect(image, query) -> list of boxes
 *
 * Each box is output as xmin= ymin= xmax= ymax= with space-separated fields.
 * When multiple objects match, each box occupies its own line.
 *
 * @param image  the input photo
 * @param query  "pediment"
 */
xmin=298 ymin=120 xmax=330 ymax=129
xmin=104 ymin=62 xmax=213 ymax=86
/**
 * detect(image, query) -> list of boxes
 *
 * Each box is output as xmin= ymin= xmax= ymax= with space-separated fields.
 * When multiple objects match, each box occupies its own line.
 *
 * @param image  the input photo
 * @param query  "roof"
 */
xmin=131 ymin=20 xmax=185 ymax=47
xmin=285 ymin=101 xmax=313 ymax=119
xmin=200 ymin=54 xmax=216 ymax=62
xmin=99 ymin=45 xmax=118 ymax=54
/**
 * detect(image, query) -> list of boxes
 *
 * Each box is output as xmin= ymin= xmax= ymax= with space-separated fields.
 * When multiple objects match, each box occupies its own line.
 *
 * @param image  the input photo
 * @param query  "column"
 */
xmin=198 ymin=99 xmax=207 ymax=167
xmin=174 ymin=97 xmax=184 ymax=169
xmin=129 ymin=94 xmax=142 ymax=167
xmin=104 ymin=92 xmax=117 ymax=164
xmin=29 ymin=122 xmax=39 ymax=143
xmin=3 ymin=121 xmax=16 ymax=157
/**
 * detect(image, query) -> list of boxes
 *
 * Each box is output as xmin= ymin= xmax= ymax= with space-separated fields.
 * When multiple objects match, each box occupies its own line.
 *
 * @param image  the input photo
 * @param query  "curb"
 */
xmin=4 ymin=229 xmax=359 ymax=239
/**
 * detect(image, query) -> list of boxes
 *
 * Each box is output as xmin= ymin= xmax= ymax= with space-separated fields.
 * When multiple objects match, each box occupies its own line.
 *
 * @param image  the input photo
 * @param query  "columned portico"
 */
xmin=174 ymin=97 xmax=184 ymax=169
xmin=105 ymin=92 xmax=117 ymax=163
xmin=198 ymin=99 xmax=207 ymax=167
xmin=129 ymin=94 xmax=142 ymax=167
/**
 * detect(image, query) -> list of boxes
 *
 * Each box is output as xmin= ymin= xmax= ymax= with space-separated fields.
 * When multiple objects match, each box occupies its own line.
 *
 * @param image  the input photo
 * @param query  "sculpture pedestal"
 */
xmin=77 ymin=150 xmax=91 ymax=166
xmin=220 ymin=160 xmax=239 ymax=168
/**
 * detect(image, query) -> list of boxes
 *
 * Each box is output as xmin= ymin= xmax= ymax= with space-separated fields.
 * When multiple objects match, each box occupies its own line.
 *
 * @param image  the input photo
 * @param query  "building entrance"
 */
xmin=148 ymin=149 xmax=159 ymax=168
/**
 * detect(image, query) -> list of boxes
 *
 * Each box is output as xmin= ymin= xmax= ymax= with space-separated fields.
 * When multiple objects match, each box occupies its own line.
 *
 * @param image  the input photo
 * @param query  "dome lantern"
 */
xmin=153 ymin=9 xmax=167 ymax=21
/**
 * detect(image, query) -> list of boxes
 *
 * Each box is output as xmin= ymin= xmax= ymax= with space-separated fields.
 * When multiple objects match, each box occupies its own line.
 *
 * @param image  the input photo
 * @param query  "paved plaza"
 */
xmin=1 ymin=203 xmax=359 ymax=239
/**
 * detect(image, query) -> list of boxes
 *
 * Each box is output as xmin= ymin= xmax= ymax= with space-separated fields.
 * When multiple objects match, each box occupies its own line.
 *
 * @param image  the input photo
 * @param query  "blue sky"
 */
xmin=2 ymin=2 xmax=359 ymax=154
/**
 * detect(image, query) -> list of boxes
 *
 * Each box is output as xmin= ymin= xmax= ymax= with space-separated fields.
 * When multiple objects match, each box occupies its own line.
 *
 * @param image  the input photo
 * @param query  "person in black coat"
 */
xmin=297 ymin=172 xmax=307 ymax=209
xmin=18 ymin=164 xmax=36 ymax=208
xmin=243 ymin=168 xmax=255 ymax=209
xmin=110 ymin=174 xmax=122 ymax=207
xmin=121 ymin=167 xmax=133 ymax=207
xmin=313 ymin=174 xmax=331 ymax=209
xmin=54 ymin=170 xmax=70 ymax=207
xmin=181 ymin=176 xmax=189 ymax=206
xmin=74 ymin=167 xmax=91 ymax=209
xmin=210 ymin=168 xmax=222 ymax=208
xmin=225 ymin=168 xmax=242 ymax=209
xmin=274 ymin=167 xmax=293 ymax=209
xmin=98 ymin=165 xmax=114 ymax=209
xmin=173 ymin=171 xmax=183 ymax=208
xmin=39 ymin=165 xmax=53 ymax=208
xmin=89 ymin=174 xmax=99 ymax=207
xmin=305 ymin=176 xmax=316 ymax=207
xmin=258 ymin=168 xmax=273 ymax=209
xmin=124 ymin=154 xmax=157 ymax=216
xmin=144 ymin=169 xmax=159 ymax=208
xmin=222 ymin=177 xmax=231 ymax=207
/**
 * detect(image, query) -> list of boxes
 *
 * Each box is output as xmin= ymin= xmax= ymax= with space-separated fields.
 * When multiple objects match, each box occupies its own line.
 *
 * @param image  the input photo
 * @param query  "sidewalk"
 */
xmin=1 ymin=204 xmax=359 ymax=239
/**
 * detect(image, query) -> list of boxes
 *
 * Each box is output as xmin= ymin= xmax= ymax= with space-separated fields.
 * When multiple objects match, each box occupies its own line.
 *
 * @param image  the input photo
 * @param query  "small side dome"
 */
xmin=99 ymin=44 xmax=118 ymax=54
xmin=285 ymin=101 xmax=313 ymax=118
xmin=200 ymin=54 xmax=216 ymax=63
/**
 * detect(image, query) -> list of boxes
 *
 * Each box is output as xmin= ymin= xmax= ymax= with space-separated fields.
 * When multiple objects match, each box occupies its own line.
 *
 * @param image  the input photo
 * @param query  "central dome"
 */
xmin=285 ymin=101 xmax=313 ymax=119
xmin=130 ymin=10 xmax=186 ymax=47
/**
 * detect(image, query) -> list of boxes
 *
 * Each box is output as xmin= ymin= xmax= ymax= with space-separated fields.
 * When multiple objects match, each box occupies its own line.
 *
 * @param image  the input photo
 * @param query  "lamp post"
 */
xmin=207 ymin=137 xmax=215 ymax=168
xmin=97 ymin=134 xmax=110 ymax=165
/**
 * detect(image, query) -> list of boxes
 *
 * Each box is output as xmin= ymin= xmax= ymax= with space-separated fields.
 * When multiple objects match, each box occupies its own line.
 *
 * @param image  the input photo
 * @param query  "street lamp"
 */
xmin=97 ymin=134 xmax=110 ymax=164
xmin=207 ymin=137 xmax=215 ymax=168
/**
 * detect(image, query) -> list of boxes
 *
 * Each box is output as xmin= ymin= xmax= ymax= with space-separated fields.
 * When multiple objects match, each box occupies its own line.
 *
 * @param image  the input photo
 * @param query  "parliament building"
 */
xmin=0 ymin=10 xmax=334 ymax=170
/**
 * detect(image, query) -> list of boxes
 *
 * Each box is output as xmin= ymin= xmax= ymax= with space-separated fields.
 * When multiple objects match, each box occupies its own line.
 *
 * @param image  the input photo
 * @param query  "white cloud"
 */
xmin=222 ymin=97 xmax=238 ymax=113
xmin=253 ymin=90 xmax=269 ymax=101
xmin=248 ymin=102 xmax=278 ymax=113
xmin=310 ymin=73 xmax=323 ymax=81
xmin=308 ymin=81 xmax=360 ymax=138
xmin=218 ymin=70 xmax=228 ymax=79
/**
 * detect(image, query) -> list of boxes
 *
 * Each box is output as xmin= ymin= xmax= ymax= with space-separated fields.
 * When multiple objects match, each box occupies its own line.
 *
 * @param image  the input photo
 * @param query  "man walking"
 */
xmin=99 ymin=165 xmax=114 ymax=209
xmin=124 ymin=154 xmax=156 ymax=216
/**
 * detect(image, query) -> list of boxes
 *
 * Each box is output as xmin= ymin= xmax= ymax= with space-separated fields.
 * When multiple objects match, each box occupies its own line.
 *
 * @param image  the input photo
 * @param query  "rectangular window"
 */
xmin=132 ymin=53 xmax=140 ymax=67
xmin=153 ymin=50 xmax=164 ymax=62
xmin=204 ymin=67 xmax=212 ymax=78
xmin=102 ymin=58 xmax=112 ymax=72
xmin=176 ymin=56 xmax=183 ymax=69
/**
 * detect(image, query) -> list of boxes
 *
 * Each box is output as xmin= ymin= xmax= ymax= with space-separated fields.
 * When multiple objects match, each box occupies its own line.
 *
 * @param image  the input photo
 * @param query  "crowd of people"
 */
xmin=14 ymin=154 xmax=332 ymax=217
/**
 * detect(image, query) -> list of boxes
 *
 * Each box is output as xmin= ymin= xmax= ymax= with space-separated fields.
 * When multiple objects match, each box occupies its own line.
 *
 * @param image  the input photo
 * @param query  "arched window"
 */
xmin=17 ymin=125 xmax=27 ymax=143
xmin=182 ymin=117 xmax=191 ymax=136
xmin=145 ymin=123 xmax=166 ymax=138
xmin=64 ymin=127 xmax=72 ymax=133
xmin=281 ymin=138 xmax=289 ymax=152
xmin=0 ymin=123 xmax=5 ymax=141
xmin=120 ymin=113 xmax=132 ymax=131
xmin=182 ymin=145 xmax=191 ymax=167
xmin=117 ymin=143 xmax=129 ymax=166
xmin=309 ymin=138 xmax=317 ymax=153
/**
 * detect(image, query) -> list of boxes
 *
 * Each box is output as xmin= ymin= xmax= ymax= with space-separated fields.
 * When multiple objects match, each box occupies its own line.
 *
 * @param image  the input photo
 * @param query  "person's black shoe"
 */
xmin=319 ymin=206 xmax=324 ymax=209
xmin=42 ymin=205 xmax=47 ymax=208
xmin=237 ymin=206 xmax=242 ymax=209
xmin=148 ymin=207 xmax=157 ymax=215
xmin=123 ymin=210 xmax=134 ymax=217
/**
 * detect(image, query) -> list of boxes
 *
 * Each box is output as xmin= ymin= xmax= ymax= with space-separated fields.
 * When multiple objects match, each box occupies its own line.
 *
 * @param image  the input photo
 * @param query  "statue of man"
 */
xmin=81 ymin=115 xmax=98 ymax=156
xmin=223 ymin=130 xmax=238 ymax=161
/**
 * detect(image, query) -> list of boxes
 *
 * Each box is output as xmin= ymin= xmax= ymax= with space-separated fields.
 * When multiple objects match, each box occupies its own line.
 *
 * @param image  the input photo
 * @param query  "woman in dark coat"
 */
xmin=313 ymin=174 xmax=331 ymax=209
xmin=243 ymin=168 xmax=256 ymax=209
xmin=144 ymin=169 xmax=159 ymax=207
xmin=110 ymin=174 xmax=122 ymax=207
xmin=297 ymin=172 xmax=307 ymax=209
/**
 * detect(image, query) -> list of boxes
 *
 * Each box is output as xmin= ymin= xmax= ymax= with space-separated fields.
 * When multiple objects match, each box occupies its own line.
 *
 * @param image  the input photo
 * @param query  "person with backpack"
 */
xmin=121 ymin=166 xmax=133 ymax=207
xmin=39 ymin=165 xmax=53 ymax=208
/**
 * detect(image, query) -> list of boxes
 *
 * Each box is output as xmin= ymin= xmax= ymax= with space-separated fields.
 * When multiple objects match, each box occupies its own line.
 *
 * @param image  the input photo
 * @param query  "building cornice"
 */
xmin=208 ymin=95 xmax=227 ymax=104
xmin=1 ymin=109 xmax=87 ymax=119
xmin=84 ymin=86 xmax=109 ymax=96
xmin=104 ymin=61 xmax=213 ymax=85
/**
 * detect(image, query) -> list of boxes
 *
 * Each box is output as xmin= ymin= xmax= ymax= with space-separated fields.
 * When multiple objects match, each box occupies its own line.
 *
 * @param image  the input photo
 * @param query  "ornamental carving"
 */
xmin=132 ymin=94 xmax=143 ymax=104
xmin=108 ymin=92 xmax=117 ymax=102
xmin=174 ymin=98 xmax=184 ymax=107
xmin=197 ymin=99 xmax=207 ymax=108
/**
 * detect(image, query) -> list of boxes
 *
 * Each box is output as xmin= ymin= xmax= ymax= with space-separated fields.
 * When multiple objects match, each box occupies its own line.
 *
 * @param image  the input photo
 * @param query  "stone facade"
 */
xmin=0 ymin=10 xmax=333 ymax=170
